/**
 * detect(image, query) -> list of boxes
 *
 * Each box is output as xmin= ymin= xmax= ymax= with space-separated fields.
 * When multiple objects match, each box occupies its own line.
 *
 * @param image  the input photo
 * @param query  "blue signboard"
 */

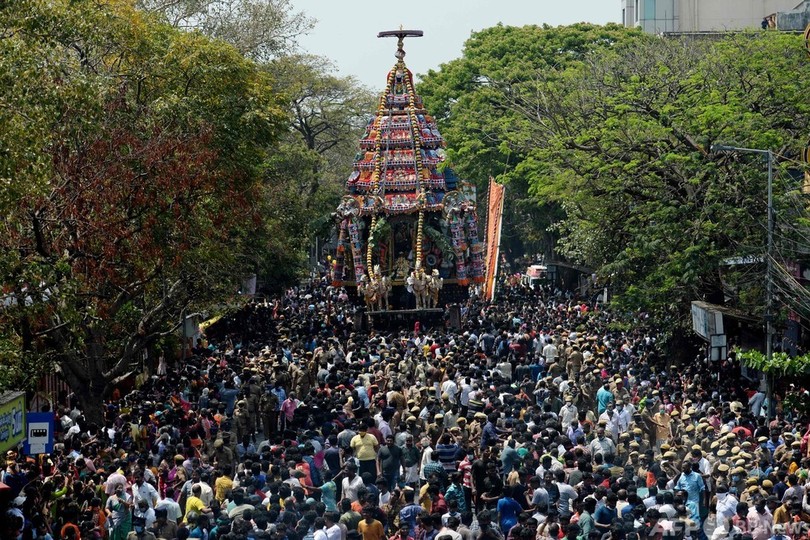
xmin=23 ymin=412 xmax=54 ymax=455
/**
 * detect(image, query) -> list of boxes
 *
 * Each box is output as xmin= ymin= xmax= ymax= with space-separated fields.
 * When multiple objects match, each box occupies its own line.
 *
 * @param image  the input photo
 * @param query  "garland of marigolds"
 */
xmin=403 ymin=63 xmax=427 ymax=270
xmin=365 ymin=69 xmax=396 ymax=275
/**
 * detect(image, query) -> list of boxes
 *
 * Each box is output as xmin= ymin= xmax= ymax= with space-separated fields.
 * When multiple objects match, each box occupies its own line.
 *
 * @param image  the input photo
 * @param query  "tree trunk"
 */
xmin=72 ymin=377 xmax=107 ymax=426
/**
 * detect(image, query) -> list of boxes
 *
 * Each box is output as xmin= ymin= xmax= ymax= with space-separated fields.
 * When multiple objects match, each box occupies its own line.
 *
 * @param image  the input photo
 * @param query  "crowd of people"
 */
xmin=3 ymin=279 xmax=810 ymax=540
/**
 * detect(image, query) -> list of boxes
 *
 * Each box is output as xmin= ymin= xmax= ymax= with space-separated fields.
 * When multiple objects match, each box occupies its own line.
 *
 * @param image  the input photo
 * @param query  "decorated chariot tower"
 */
xmin=331 ymin=30 xmax=485 ymax=311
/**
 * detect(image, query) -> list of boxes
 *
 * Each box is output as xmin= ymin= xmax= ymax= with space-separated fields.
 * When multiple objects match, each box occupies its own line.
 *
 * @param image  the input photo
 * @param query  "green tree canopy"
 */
xmin=0 ymin=0 xmax=294 ymax=418
xmin=418 ymin=23 xmax=638 ymax=257
xmin=420 ymin=25 xmax=810 ymax=339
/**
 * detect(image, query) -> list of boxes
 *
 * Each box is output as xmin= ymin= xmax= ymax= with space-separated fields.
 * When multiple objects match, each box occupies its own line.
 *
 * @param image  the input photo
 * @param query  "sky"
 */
xmin=290 ymin=0 xmax=620 ymax=90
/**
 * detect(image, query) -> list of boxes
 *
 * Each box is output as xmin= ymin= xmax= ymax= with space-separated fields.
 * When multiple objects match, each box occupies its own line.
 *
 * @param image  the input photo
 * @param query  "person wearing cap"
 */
xmin=427 ymin=414 xmax=445 ymax=444
xmin=210 ymin=437 xmax=235 ymax=471
xmin=150 ymin=507 xmax=177 ymax=540
xmin=126 ymin=516 xmax=157 ymax=540
xmin=233 ymin=399 xmax=251 ymax=441
xmin=567 ymin=345 xmax=584 ymax=381
xmin=259 ymin=387 xmax=280 ymax=438
xmin=453 ymin=417 xmax=470 ymax=446
xmin=468 ymin=413 xmax=485 ymax=443
xmin=773 ymin=434 xmax=795 ymax=464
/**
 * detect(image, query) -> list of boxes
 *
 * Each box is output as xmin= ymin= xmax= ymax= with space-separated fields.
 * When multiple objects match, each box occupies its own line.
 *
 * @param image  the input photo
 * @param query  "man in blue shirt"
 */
xmin=766 ymin=430 xmax=784 ymax=456
xmin=596 ymin=382 xmax=614 ymax=415
xmin=674 ymin=461 xmax=706 ymax=524
xmin=480 ymin=414 xmax=506 ymax=449
xmin=594 ymin=492 xmax=618 ymax=534
xmin=399 ymin=488 xmax=423 ymax=537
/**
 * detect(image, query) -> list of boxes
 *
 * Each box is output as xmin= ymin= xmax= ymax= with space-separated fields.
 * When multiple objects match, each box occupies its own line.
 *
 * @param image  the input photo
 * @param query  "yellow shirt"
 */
xmin=350 ymin=433 xmax=379 ymax=461
xmin=358 ymin=519 xmax=384 ymax=540
xmin=184 ymin=495 xmax=205 ymax=523
xmin=215 ymin=476 xmax=233 ymax=503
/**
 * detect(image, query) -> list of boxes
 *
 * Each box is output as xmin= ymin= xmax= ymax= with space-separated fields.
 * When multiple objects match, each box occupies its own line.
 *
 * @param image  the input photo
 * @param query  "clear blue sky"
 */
xmin=291 ymin=0 xmax=620 ymax=90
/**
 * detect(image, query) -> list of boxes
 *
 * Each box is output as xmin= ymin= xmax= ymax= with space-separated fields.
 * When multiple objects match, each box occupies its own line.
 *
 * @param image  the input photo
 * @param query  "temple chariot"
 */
xmin=330 ymin=30 xmax=485 ymax=315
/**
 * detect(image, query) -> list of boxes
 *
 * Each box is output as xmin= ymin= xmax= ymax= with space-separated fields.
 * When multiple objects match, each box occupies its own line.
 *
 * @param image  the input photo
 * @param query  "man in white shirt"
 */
xmin=341 ymin=463 xmax=364 ymax=502
xmin=197 ymin=472 xmax=215 ymax=506
xmin=535 ymin=454 xmax=562 ymax=478
xmin=324 ymin=512 xmax=342 ymax=540
xmin=459 ymin=379 xmax=472 ymax=410
xmin=155 ymin=488 xmax=182 ymax=524
xmin=543 ymin=341 xmax=558 ymax=364
xmin=559 ymin=397 xmax=578 ymax=428
xmin=614 ymin=401 xmax=632 ymax=434
xmin=314 ymin=518 xmax=328 ymax=540
xmin=132 ymin=472 xmax=159 ymax=509
xmin=437 ymin=516 xmax=463 ymax=540
xmin=441 ymin=379 xmax=459 ymax=404
xmin=135 ymin=499 xmax=157 ymax=529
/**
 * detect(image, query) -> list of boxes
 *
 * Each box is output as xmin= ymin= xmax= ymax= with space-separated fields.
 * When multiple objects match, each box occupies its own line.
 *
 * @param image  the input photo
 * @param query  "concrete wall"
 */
xmin=624 ymin=0 xmax=803 ymax=32
xmin=679 ymin=0 xmax=800 ymax=31
xmin=621 ymin=0 xmax=637 ymax=27
xmin=776 ymin=0 xmax=810 ymax=30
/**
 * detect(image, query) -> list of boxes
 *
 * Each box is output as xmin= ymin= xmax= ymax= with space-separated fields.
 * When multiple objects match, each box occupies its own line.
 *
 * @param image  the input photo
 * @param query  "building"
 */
xmin=621 ymin=0 xmax=803 ymax=33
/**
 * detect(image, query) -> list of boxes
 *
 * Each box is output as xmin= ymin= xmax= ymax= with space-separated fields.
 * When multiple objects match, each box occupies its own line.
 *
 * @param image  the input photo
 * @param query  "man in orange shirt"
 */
xmin=358 ymin=507 xmax=385 ymax=540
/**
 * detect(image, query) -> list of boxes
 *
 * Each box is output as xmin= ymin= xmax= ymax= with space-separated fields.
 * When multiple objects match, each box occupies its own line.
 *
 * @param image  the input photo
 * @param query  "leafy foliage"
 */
xmin=265 ymin=55 xmax=376 ymax=227
xmin=420 ymin=26 xmax=810 ymax=334
xmin=137 ymin=0 xmax=314 ymax=60
xmin=424 ymin=226 xmax=454 ymax=260
xmin=418 ymin=23 xmax=637 ymax=258
xmin=368 ymin=218 xmax=391 ymax=251
xmin=735 ymin=348 xmax=810 ymax=375
xmin=0 ymin=0 xmax=295 ymax=418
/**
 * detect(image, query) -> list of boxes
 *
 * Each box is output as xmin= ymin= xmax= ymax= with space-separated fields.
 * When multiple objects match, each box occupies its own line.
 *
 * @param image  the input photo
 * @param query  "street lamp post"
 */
xmin=711 ymin=144 xmax=774 ymax=419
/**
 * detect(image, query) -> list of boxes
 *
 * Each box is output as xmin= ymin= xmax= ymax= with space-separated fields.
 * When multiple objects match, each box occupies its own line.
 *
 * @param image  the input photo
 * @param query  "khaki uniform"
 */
xmin=233 ymin=403 xmax=251 ymax=441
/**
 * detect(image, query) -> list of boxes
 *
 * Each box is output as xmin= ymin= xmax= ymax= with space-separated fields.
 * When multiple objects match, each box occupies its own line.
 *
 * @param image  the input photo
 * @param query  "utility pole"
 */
xmin=712 ymin=145 xmax=775 ymax=419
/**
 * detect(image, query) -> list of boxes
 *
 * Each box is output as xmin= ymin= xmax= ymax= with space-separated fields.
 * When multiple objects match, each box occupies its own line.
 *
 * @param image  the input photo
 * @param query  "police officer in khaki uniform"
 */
xmin=233 ymin=400 xmax=250 ymax=442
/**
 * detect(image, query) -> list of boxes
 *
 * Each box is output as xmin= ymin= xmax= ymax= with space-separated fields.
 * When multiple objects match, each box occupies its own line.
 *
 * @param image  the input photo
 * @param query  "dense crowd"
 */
xmin=3 ymin=279 xmax=810 ymax=540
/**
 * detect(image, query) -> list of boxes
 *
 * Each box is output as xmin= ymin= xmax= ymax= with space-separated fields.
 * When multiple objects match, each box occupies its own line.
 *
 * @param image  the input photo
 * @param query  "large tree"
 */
xmin=0 ymin=0 xmax=290 ymax=418
xmin=137 ymin=0 xmax=314 ymax=60
xmin=420 ymin=25 xmax=810 ymax=339
xmin=417 ymin=23 xmax=637 ymax=258
xmin=510 ymin=32 xmax=810 ymax=327
xmin=265 ymin=55 xmax=376 ymax=226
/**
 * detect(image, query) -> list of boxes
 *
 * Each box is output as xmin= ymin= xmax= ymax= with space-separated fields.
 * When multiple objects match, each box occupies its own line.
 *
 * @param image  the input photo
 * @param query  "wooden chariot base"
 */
xmin=363 ymin=307 xmax=445 ymax=330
